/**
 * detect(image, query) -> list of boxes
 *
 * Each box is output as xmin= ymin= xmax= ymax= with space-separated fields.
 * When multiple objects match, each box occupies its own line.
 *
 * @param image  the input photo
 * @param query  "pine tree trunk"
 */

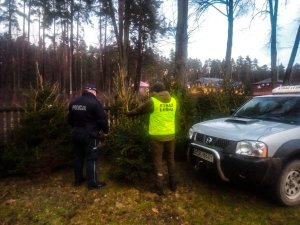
xmin=69 ymin=0 xmax=74 ymax=95
xmin=99 ymin=8 xmax=104 ymax=91
xmin=134 ymin=12 xmax=143 ymax=93
xmin=225 ymin=0 xmax=233 ymax=80
xmin=175 ymin=0 xmax=188 ymax=86
xmin=269 ymin=0 xmax=278 ymax=87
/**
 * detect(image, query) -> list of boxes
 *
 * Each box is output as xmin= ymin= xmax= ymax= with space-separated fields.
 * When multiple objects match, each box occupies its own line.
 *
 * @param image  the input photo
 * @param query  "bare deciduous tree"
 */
xmin=283 ymin=22 xmax=300 ymax=84
xmin=193 ymin=0 xmax=253 ymax=80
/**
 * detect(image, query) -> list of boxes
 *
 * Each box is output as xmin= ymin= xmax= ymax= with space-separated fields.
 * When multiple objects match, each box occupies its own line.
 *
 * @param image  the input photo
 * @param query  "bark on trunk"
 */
xmin=175 ymin=0 xmax=188 ymax=86
xmin=269 ymin=0 xmax=278 ymax=87
xmin=225 ymin=0 xmax=233 ymax=80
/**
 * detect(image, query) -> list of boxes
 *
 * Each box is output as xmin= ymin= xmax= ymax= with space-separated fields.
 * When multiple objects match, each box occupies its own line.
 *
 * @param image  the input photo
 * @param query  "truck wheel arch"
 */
xmin=273 ymin=139 xmax=300 ymax=165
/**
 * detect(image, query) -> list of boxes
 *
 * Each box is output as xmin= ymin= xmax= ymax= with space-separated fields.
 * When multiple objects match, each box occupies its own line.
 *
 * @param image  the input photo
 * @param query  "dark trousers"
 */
xmin=151 ymin=139 xmax=176 ymax=188
xmin=72 ymin=131 xmax=99 ymax=186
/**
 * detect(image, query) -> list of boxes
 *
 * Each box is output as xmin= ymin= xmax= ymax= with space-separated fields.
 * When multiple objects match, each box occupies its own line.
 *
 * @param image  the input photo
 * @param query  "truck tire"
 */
xmin=276 ymin=160 xmax=300 ymax=206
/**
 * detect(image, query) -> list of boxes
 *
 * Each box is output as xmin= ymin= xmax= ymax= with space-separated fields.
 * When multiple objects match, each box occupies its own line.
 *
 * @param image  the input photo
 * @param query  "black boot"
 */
xmin=151 ymin=176 xmax=164 ymax=196
xmin=169 ymin=176 xmax=177 ymax=192
xmin=74 ymin=178 xmax=86 ymax=187
xmin=88 ymin=181 xmax=107 ymax=190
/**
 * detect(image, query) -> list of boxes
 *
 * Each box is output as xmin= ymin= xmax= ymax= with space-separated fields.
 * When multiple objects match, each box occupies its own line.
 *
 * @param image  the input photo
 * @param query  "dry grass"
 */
xmin=0 ymin=161 xmax=300 ymax=225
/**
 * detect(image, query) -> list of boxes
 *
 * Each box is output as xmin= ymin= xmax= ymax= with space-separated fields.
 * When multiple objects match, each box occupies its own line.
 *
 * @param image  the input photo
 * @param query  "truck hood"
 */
xmin=191 ymin=117 xmax=296 ymax=141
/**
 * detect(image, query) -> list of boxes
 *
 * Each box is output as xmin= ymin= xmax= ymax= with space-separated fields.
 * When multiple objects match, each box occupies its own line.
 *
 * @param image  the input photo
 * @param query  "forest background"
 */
xmin=0 ymin=0 xmax=299 ymax=104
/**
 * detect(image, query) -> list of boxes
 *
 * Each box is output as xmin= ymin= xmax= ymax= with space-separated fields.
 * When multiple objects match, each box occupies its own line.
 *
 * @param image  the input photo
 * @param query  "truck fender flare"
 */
xmin=273 ymin=139 xmax=300 ymax=161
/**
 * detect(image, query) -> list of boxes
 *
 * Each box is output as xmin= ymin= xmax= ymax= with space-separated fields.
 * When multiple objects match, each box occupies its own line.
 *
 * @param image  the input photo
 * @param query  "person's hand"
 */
xmin=126 ymin=111 xmax=134 ymax=117
xmin=99 ymin=132 xmax=108 ymax=141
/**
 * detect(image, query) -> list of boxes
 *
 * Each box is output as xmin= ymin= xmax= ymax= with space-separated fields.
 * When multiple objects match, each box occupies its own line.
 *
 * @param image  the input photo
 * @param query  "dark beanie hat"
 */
xmin=85 ymin=83 xmax=97 ymax=91
xmin=150 ymin=82 xmax=166 ymax=92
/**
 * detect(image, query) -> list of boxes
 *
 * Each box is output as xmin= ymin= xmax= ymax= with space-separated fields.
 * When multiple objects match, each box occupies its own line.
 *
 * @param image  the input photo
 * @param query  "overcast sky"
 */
xmin=157 ymin=0 xmax=300 ymax=67
xmin=2 ymin=0 xmax=298 ymax=68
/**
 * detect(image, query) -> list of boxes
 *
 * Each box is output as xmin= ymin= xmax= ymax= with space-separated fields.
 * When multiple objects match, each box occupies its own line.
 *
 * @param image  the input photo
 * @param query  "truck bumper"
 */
xmin=188 ymin=142 xmax=283 ymax=185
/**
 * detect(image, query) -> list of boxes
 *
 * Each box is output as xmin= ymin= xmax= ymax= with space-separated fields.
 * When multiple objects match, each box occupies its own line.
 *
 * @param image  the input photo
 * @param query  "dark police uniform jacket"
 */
xmin=68 ymin=91 xmax=108 ymax=139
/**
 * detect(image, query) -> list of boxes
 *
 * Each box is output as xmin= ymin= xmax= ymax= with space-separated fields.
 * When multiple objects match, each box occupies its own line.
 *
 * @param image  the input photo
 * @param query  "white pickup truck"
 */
xmin=187 ymin=85 xmax=300 ymax=206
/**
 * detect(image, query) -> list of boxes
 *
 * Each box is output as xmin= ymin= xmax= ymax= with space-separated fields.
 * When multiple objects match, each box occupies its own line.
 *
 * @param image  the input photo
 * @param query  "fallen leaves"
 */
xmin=5 ymin=199 xmax=16 ymax=205
xmin=151 ymin=207 xmax=159 ymax=214
xmin=0 ymin=163 xmax=300 ymax=225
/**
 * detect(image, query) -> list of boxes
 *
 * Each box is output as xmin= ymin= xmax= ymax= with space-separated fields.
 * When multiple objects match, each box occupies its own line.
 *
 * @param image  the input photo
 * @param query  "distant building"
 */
xmin=139 ymin=81 xmax=149 ymax=95
xmin=195 ymin=77 xmax=223 ymax=86
xmin=190 ymin=77 xmax=243 ymax=94
xmin=252 ymin=78 xmax=283 ymax=96
xmin=130 ymin=81 xmax=149 ymax=97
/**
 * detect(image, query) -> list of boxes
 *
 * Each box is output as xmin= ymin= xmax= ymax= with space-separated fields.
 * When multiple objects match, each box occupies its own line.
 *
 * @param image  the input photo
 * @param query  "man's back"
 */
xmin=69 ymin=91 xmax=108 ymax=138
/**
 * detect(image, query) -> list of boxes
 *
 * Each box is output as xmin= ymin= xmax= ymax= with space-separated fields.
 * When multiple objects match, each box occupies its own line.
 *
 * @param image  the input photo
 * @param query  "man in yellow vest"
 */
xmin=127 ymin=82 xmax=177 ymax=196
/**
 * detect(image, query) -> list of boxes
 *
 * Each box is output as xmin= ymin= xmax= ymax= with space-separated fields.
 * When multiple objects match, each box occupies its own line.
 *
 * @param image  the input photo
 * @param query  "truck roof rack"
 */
xmin=272 ymin=85 xmax=300 ymax=94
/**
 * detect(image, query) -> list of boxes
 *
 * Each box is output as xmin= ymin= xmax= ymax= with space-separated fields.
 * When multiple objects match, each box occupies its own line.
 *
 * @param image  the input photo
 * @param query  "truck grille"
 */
xmin=194 ymin=132 xmax=236 ymax=152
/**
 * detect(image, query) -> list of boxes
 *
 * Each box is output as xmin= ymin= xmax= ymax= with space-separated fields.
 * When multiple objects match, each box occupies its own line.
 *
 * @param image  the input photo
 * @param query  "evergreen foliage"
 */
xmin=106 ymin=81 xmax=199 ymax=183
xmin=195 ymin=83 xmax=249 ymax=121
xmin=107 ymin=116 xmax=152 ymax=183
xmin=0 ymin=73 xmax=71 ymax=176
xmin=171 ymin=84 xmax=198 ymax=160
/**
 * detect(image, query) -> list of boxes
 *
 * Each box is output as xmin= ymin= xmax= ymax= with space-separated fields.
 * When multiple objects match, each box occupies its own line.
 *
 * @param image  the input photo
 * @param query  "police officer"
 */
xmin=127 ymin=82 xmax=177 ymax=195
xmin=68 ymin=83 xmax=109 ymax=189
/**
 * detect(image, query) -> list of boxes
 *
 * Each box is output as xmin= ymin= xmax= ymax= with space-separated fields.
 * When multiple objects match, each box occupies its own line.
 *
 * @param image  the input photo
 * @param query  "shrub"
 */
xmin=106 ymin=115 xmax=152 ymax=183
xmin=195 ymin=83 xmax=249 ymax=121
xmin=106 ymin=81 xmax=201 ymax=183
xmin=0 ymin=143 xmax=18 ymax=176
xmin=106 ymin=79 xmax=248 ymax=183
xmin=1 ymin=76 xmax=71 ymax=176
xmin=171 ymin=85 xmax=198 ymax=160
xmin=14 ymin=104 xmax=71 ymax=175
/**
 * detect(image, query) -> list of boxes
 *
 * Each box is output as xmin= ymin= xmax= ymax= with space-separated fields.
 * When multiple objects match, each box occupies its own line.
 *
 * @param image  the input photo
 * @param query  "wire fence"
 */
xmin=0 ymin=105 xmax=113 ymax=144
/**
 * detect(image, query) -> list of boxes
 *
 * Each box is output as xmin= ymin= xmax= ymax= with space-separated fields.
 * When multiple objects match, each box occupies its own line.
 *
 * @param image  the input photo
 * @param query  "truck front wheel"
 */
xmin=276 ymin=160 xmax=300 ymax=206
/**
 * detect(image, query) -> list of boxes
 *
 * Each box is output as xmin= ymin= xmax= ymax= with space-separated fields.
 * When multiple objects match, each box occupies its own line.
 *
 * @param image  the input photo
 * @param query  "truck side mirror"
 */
xmin=230 ymin=109 xmax=236 ymax=115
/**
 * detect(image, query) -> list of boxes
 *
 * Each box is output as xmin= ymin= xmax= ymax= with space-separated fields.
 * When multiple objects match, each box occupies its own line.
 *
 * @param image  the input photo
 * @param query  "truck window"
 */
xmin=235 ymin=97 xmax=300 ymax=125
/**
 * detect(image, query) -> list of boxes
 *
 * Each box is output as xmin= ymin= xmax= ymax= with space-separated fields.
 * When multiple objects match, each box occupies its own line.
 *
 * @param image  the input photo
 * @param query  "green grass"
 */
xmin=0 ymin=162 xmax=299 ymax=225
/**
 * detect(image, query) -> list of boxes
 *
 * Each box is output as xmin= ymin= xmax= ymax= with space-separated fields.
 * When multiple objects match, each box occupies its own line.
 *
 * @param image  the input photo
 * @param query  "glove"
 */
xmin=126 ymin=111 xmax=134 ymax=117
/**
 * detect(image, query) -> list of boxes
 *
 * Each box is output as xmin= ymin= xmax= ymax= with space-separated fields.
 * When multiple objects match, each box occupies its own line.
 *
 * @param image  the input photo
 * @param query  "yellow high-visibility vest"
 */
xmin=149 ymin=97 xmax=176 ymax=135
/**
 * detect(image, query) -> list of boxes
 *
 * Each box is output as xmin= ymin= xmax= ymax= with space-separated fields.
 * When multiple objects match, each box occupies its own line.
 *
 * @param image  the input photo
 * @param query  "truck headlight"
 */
xmin=236 ymin=141 xmax=268 ymax=157
xmin=188 ymin=128 xmax=195 ymax=139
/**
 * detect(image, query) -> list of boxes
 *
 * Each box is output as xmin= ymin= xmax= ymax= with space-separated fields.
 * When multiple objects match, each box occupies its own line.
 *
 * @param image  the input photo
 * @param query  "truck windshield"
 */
xmin=234 ymin=96 xmax=300 ymax=125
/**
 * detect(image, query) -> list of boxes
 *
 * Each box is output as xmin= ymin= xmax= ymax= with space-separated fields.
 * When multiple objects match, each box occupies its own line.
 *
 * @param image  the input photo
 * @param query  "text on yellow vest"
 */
xmin=149 ymin=97 xmax=176 ymax=135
